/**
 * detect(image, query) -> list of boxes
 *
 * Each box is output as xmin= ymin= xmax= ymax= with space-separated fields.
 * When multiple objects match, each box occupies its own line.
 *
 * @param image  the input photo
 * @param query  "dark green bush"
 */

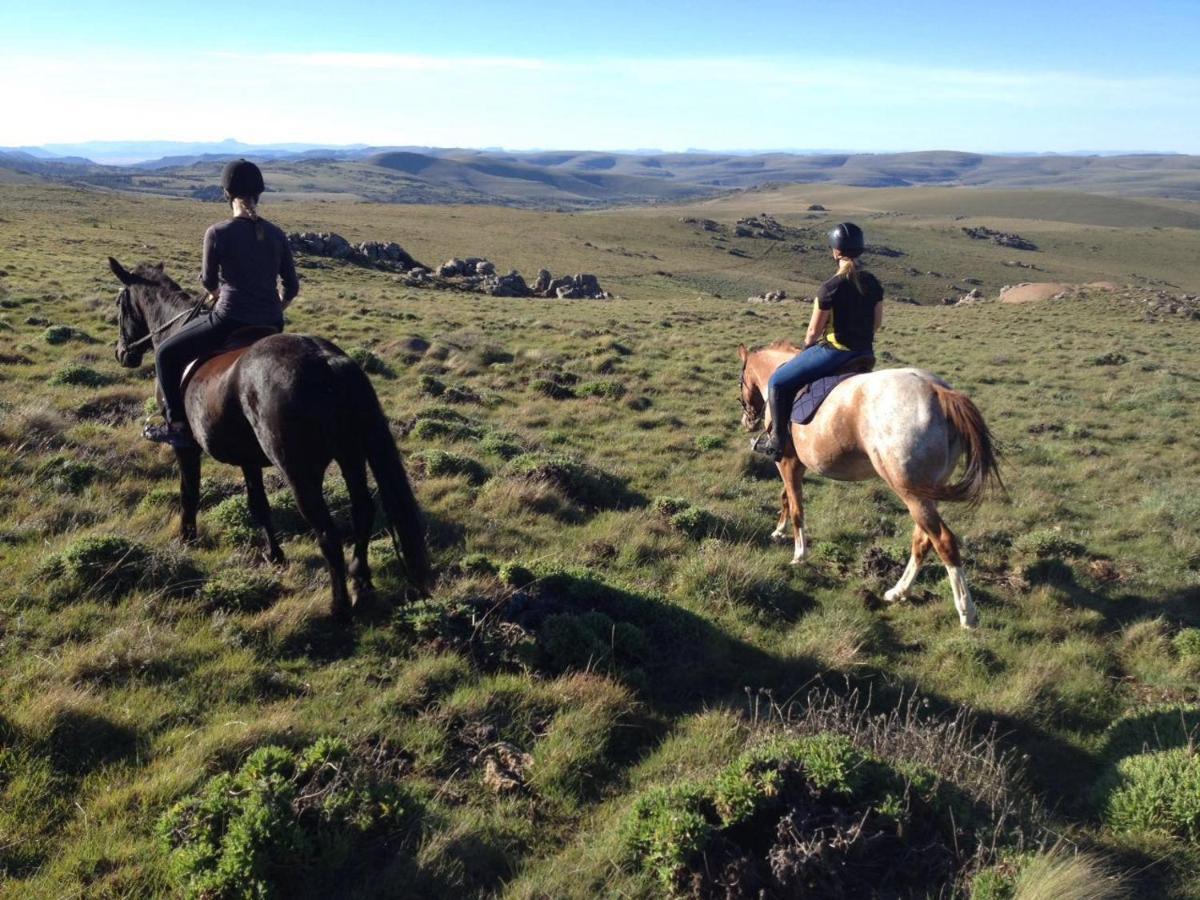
xmin=199 ymin=570 xmax=282 ymax=612
xmin=49 ymin=364 xmax=111 ymax=387
xmin=418 ymin=374 xmax=445 ymax=397
xmin=1012 ymin=529 xmax=1086 ymax=558
xmin=1100 ymin=748 xmax=1200 ymax=841
xmin=669 ymin=506 xmax=719 ymax=539
xmin=459 ymin=552 xmax=498 ymax=575
xmin=577 ymin=380 xmax=626 ymax=400
xmin=1174 ymin=629 xmax=1200 ymax=660
xmin=479 ymin=430 xmax=525 ymax=459
xmin=532 ymin=378 xmax=575 ymax=400
xmin=413 ymin=449 xmax=488 ymax=484
xmin=158 ymin=737 xmax=416 ymax=899
xmin=346 ymin=347 xmax=395 ymax=379
xmin=498 ymin=562 xmax=536 ymax=589
xmin=43 ymin=325 xmax=91 ymax=345
xmin=40 ymin=535 xmax=197 ymax=601
xmin=409 ymin=417 xmax=483 ymax=442
xmin=34 ymin=456 xmax=102 ymax=494
xmin=695 ymin=435 xmax=724 ymax=451
xmin=504 ymin=453 xmax=636 ymax=509
xmin=650 ymin=496 xmax=691 ymax=517
xmin=539 ymin=611 xmax=650 ymax=675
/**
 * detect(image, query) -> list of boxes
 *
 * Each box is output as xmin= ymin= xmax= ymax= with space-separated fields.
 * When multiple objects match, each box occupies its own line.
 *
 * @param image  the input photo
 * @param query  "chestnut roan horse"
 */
xmin=738 ymin=342 xmax=1002 ymax=628
xmin=109 ymin=258 xmax=431 ymax=618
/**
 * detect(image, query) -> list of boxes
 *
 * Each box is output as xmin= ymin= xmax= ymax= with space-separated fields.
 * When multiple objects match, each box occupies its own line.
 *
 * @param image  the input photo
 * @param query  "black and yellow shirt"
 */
xmin=817 ymin=270 xmax=883 ymax=352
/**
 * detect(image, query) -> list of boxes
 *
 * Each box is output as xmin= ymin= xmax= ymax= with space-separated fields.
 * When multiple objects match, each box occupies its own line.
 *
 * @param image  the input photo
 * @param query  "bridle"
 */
xmin=739 ymin=357 xmax=762 ymax=426
xmin=115 ymin=284 xmax=206 ymax=358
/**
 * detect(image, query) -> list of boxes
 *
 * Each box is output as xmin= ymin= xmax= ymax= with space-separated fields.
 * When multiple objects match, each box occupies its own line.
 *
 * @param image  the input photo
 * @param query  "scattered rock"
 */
xmin=962 ymin=226 xmax=1037 ymax=251
xmin=865 ymin=245 xmax=904 ymax=258
xmin=807 ymin=204 xmax=826 ymax=211
xmin=289 ymin=231 xmax=426 ymax=271
xmin=954 ymin=288 xmax=988 ymax=306
xmin=734 ymin=214 xmax=786 ymax=240
xmin=680 ymin=217 xmax=722 ymax=232
xmin=748 ymin=290 xmax=794 ymax=304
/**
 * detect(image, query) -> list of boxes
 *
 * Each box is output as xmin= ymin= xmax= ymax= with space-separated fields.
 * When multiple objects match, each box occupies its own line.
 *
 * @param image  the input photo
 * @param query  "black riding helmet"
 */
xmin=220 ymin=159 xmax=265 ymax=201
xmin=828 ymin=222 xmax=865 ymax=258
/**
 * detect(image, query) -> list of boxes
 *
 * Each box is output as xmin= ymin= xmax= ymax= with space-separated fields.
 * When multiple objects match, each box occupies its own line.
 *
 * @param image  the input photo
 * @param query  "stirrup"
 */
xmin=750 ymin=432 xmax=783 ymax=461
xmin=142 ymin=421 xmax=196 ymax=449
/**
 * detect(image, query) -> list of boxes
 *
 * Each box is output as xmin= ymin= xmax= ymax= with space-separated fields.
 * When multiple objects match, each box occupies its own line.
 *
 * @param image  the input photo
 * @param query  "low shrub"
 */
xmin=650 ymin=496 xmax=691 ymax=517
xmin=34 ymin=456 xmax=102 ymax=494
xmin=621 ymin=731 xmax=978 ymax=897
xmin=158 ymin=737 xmax=417 ymax=899
xmin=39 ymin=535 xmax=198 ymax=602
xmin=538 ymin=610 xmax=650 ymax=675
xmin=577 ymin=380 xmax=626 ymax=400
xmin=532 ymin=378 xmax=575 ymax=400
xmin=1012 ymin=529 xmax=1086 ymax=558
xmin=479 ymin=430 xmax=525 ymax=459
xmin=49 ymin=364 xmax=111 ymax=387
xmin=1093 ymin=351 xmax=1128 ymax=366
xmin=43 ymin=325 xmax=91 ymax=345
xmin=1101 ymin=703 xmax=1200 ymax=760
xmin=199 ymin=570 xmax=282 ymax=612
xmin=695 ymin=435 xmax=724 ymax=451
xmin=504 ymin=452 xmax=636 ymax=509
xmin=346 ymin=347 xmax=395 ymax=379
xmin=1174 ymin=628 xmax=1200 ymax=661
xmin=418 ymin=374 xmax=445 ymax=397
xmin=413 ymin=449 xmax=488 ymax=484
xmin=669 ymin=506 xmax=719 ymax=539
xmin=459 ymin=552 xmax=498 ymax=576
xmin=498 ymin=562 xmax=535 ymax=589
xmin=1100 ymin=747 xmax=1200 ymax=841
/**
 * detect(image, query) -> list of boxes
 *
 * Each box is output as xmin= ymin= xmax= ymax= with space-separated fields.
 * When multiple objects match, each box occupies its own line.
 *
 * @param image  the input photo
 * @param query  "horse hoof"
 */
xmin=960 ymin=619 xmax=979 ymax=631
xmin=770 ymin=531 xmax=789 ymax=544
xmin=790 ymin=555 xmax=805 ymax=566
xmin=884 ymin=588 xmax=907 ymax=603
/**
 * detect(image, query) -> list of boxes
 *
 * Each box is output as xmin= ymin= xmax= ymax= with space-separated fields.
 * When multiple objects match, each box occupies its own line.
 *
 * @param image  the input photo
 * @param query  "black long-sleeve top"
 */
xmin=200 ymin=216 xmax=298 ymax=326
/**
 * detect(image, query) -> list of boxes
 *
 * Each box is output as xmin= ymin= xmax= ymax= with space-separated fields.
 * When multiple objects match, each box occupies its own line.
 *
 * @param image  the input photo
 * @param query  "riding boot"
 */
xmin=750 ymin=386 xmax=790 ymax=461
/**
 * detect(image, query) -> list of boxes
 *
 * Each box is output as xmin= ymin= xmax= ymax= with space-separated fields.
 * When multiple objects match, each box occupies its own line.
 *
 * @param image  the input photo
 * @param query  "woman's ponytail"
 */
xmin=838 ymin=256 xmax=864 ymax=294
xmin=232 ymin=196 xmax=265 ymax=241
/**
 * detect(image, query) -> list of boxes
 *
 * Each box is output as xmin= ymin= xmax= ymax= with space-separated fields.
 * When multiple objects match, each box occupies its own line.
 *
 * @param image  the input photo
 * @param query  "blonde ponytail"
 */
xmin=837 ymin=256 xmax=864 ymax=294
xmin=231 ymin=196 xmax=265 ymax=241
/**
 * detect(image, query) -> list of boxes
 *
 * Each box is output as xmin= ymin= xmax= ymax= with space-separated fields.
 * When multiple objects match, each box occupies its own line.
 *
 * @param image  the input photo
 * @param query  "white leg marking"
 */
xmin=885 ymin=557 xmax=920 ymax=603
xmin=771 ymin=523 xmax=789 ymax=542
xmin=947 ymin=565 xmax=978 ymax=629
xmin=791 ymin=529 xmax=807 ymax=565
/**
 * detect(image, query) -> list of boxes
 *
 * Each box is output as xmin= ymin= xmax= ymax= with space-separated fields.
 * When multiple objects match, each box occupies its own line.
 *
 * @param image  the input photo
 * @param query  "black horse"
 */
xmin=108 ymin=257 xmax=431 ymax=618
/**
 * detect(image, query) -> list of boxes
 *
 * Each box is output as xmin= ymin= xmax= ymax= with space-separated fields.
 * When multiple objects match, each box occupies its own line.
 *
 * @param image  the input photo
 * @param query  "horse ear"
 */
xmin=109 ymin=256 xmax=135 ymax=284
xmin=153 ymin=262 xmax=164 ymax=272
xmin=737 ymin=344 xmax=748 ymax=362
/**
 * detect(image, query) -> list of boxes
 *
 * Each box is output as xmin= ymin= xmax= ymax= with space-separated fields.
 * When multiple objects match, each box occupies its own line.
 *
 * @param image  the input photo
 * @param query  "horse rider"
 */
xmin=750 ymin=222 xmax=883 ymax=461
xmin=143 ymin=159 xmax=300 ymax=448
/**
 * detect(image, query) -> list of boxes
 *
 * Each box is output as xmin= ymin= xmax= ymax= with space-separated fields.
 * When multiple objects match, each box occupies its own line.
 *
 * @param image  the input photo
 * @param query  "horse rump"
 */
xmin=922 ymin=384 xmax=1005 ymax=508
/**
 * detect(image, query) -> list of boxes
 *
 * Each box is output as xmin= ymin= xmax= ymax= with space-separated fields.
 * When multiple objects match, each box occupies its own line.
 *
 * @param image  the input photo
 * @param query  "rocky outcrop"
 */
xmin=288 ymin=231 xmax=426 ymax=271
xmin=962 ymin=227 xmax=1037 ymax=251
xmin=748 ymin=289 xmax=794 ymax=304
xmin=734 ymin=215 xmax=786 ymax=240
xmin=289 ymin=231 xmax=610 ymax=299
xmin=680 ymin=217 xmax=721 ymax=232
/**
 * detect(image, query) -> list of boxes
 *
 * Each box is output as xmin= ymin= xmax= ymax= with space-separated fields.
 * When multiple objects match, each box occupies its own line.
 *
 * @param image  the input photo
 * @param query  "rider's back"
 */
xmin=818 ymin=270 xmax=882 ymax=352
xmin=201 ymin=217 xmax=297 ymax=326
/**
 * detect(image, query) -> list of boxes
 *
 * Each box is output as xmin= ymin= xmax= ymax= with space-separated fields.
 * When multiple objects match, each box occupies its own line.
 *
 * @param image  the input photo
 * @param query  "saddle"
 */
xmin=179 ymin=326 xmax=280 ymax=390
xmin=790 ymin=354 xmax=875 ymax=425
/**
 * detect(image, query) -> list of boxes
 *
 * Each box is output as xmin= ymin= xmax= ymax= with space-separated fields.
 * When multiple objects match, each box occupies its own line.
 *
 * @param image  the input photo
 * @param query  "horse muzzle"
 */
xmin=115 ymin=344 xmax=143 ymax=368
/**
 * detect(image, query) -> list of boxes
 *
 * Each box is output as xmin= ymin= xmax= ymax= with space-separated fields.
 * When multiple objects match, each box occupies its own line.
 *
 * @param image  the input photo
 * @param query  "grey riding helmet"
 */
xmin=828 ymin=222 xmax=865 ymax=257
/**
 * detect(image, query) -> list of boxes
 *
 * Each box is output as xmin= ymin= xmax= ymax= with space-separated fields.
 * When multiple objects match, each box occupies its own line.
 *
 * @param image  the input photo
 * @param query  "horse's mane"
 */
xmin=132 ymin=263 xmax=197 ymax=305
xmin=758 ymin=339 xmax=803 ymax=354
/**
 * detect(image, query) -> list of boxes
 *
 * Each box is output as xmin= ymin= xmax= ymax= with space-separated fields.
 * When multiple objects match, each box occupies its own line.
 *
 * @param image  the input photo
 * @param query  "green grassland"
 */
xmin=1 ymin=182 xmax=1199 ymax=897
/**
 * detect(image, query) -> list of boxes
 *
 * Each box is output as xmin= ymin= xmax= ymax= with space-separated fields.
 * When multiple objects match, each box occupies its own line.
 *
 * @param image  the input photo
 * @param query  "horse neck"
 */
xmin=142 ymin=283 xmax=200 ymax=342
xmin=749 ymin=349 xmax=794 ymax=395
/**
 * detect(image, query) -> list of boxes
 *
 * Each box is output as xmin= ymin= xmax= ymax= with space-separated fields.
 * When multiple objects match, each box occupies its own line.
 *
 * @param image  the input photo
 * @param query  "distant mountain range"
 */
xmin=2 ymin=142 xmax=1198 ymax=206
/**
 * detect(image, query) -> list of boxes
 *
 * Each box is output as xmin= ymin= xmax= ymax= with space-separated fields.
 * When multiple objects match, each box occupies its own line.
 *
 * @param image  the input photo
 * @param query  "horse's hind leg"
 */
xmin=337 ymin=454 xmax=377 ymax=609
xmin=771 ymin=485 xmax=790 ymax=543
xmin=284 ymin=467 xmax=351 ymax=621
xmin=242 ymin=466 xmax=285 ymax=566
xmin=903 ymin=497 xmax=977 ymax=629
xmin=885 ymin=525 xmax=932 ymax=603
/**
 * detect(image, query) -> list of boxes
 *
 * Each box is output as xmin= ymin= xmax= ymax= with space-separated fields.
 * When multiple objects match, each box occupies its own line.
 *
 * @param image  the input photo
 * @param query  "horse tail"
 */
xmin=927 ymin=384 xmax=1005 ymax=507
xmin=346 ymin=366 xmax=433 ymax=595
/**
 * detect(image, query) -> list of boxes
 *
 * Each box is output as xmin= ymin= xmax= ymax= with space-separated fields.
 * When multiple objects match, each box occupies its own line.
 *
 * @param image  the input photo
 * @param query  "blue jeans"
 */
xmin=768 ymin=343 xmax=870 ymax=440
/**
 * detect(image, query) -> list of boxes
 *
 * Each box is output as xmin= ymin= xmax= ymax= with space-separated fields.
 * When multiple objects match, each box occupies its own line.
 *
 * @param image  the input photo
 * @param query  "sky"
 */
xmin=1 ymin=0 xmax=1199 ymax=153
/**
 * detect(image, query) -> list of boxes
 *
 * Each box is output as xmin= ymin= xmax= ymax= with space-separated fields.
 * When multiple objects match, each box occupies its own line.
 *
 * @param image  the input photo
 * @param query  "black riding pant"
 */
xmin=155 ymin=310 xmax=248 ymax=426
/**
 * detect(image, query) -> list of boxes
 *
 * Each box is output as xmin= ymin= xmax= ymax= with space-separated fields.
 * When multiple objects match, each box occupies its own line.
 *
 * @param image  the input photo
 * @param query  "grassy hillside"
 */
xmin=1 ymin=183 xmax=1198 ymax=897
